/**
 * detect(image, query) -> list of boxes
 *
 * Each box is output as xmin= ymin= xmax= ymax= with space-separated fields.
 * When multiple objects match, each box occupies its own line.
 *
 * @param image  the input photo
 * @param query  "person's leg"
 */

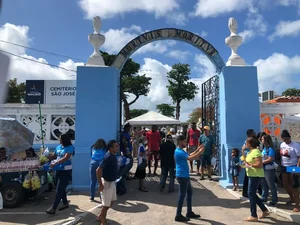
xmin=292 ymin=174 xmax=300 ymax=211
xmin=148 ymin=152 xmax=153 ymax=174
xmin=196 ymin=160 xmax=201 ymax=174
xmin=261 ymin=177 xmax=269 ymax=202
xmin=207 ymin=155 xmax=212 ymax=179
xmin=234 ymin=176 xmax=240 ymax=189
xmin=242 ymin=173 xmax=249 ymax=198
xmin=99 ymin=206 xmax=109 ymax=225
xmin=189 ymin=160 xmax=194 ymax=173
xmin=232 ymin=175 xmax=236 ymax=190
xmin=256 ymin=178 xmax=269 ymax=218
xmin=160 ymin=166 xmax=168 ymax=191
xmin=169 ymin=167 xmax=175 ymax=192
xmin=153 ymin=151 xmax=158 ymax=174
xmin=186 ymin=178 xmax=193 ymax=214
xmin=264 ymin=170 xmax=278 ymax=204
xmin=90 ymin=162 xmax=97 ymax=200
xmin=246 ymin=177 xmax=259 ymax=220
xmin=282 ymin=172 xmax=294 ymax=202
xmin=200 ymin=156 xmax=207 ymax=180
xmin=176 ymin=178 xmax=188 ymax=217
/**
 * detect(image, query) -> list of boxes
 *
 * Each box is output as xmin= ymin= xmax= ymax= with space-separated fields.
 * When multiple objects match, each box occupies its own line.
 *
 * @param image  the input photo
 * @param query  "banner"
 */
xmin=25 ymin=80 xmax=45 ymax=104
xmin=44 ymin=80 xmax=76 ymax=104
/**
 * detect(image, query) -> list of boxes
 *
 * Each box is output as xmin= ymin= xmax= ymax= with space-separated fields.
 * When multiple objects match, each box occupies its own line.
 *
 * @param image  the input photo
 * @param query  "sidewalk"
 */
xmin=226 ymin=186 xmax=300 ymax=224
xmin=78 ymin=174 xmax=293 ymax=225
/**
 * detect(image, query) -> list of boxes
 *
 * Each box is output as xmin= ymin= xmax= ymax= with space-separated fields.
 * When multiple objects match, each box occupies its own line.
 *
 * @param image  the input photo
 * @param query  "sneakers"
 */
xmin=268 ymin=202 xmax=277 ymax=207
xmin=186 ymin=212 xmax=201 ymax=218
xmin=175 ymin=215 xmax=190 ymax=222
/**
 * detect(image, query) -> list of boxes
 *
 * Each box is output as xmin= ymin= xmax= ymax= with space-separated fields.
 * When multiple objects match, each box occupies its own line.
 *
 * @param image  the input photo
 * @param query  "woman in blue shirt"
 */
xmin=46 ymin=134 xmax=75 ymax=215
xmin=90 ymin=139 xmax=106 ymax=201
xmin=261 ymin=134 xmax=278 ymax=206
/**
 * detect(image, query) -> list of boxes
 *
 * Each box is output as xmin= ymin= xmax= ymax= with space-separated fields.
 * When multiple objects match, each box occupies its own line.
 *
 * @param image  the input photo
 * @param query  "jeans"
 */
xmin=53 ymin=170 xmax=71 ymax=210
xmin=160 ymin=166 xmax=175 ymax=191
xmin=248 ymin=177 xmax=268 ymax=218
xmin=261 ymin=169 xmax=278 ymax=203
xmin=176 ymin=177 xmax=192 ymax=216
xmin=90 ymin=160 xmax=100 ymax=199
xmin=243 ymin=173 xmax=262 ymax=197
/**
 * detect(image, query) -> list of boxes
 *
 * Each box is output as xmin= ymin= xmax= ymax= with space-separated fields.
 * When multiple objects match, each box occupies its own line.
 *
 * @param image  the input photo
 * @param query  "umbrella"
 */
xmin=0 ymin=117 xmax=34 ymax=154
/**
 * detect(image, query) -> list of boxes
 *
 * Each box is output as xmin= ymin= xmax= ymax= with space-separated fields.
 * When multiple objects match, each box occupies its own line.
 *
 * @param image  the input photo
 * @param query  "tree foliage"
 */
xmin=167 ymin=63 xmax=198 ymax=120
xmin=188 ymin=107 xmax=202 ymax=123
xmin=6 ymin=78 xmax=26 ymax=103
xmin=282 ymin=88 xmax=300 ymax=96
xmin=156 ymin=103 xmax=175 ymax=117
xmin=130 ymin=109 xmax=149 ymax=119
xmin=101 ymin=51 xmax=151 ymax=120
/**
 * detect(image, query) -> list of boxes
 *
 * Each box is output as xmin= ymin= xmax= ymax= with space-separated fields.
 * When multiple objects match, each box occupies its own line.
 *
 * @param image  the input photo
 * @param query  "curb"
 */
xmin=53 ymin=204 xmax=102 ymax=225
xmin=226 ymin=189 xmax=300 ymax=224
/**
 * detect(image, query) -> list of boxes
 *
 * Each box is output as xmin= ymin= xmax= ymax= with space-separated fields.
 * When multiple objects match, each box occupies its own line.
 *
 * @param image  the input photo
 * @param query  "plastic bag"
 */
xmin=31 ymin=171 xmax=41 ymax=190
xmin=42 ymin=147 xmax=49 ymax=157
xmin=47 ymin=172 xmax=53 ymax=183
xmin=23 ymin=173 xmax=32 ymax=190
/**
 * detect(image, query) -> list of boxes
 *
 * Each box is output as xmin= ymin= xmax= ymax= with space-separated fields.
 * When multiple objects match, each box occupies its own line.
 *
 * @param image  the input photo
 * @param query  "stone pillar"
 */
xmin=72 ymin=66 xmax=120 ymax=188
xmin=219 ymin=66 xmax=260 ymax=188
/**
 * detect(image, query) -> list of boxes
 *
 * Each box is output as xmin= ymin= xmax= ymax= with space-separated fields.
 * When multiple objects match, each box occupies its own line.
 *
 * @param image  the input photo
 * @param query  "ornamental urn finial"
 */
xmin=225 ymin=17 xmax=246 ymax=66
xmin=86 ymin=16 xmax=106 ymax=67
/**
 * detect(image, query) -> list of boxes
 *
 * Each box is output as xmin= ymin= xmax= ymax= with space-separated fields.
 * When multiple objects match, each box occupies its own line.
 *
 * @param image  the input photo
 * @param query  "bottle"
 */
xmin=0 ymin=192 xmax=3 ymax=210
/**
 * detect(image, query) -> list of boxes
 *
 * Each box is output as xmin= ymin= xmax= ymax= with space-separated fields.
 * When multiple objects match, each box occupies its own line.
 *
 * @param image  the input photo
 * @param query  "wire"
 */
xmin=0 ymin=39 xmax=85 ymax=62
xmin=0 ymin=49 xmax=77 ymax=75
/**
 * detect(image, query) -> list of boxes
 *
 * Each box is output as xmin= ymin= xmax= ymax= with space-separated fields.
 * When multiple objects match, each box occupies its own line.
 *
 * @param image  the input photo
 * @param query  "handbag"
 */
xmin=138 ymin=158 xmax=147 ymax=170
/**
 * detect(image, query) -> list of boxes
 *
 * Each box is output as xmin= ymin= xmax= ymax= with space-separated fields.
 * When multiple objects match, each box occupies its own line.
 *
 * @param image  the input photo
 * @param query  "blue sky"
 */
xmin=0 ymin=0 xmax=300 ymax=121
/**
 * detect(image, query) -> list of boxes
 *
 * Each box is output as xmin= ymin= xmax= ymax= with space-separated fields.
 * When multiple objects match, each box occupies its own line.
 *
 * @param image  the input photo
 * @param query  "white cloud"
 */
xmin=0 ymin=23 xmax=83 ymax=83
xmin=239 ymin=7 xmax=267 ymax=42
xmin=277 ymin=0 xmax=300 ymax=14
xmin=192 ymin=0 xmax=252 ymax=18
xmin=129 ymin=54 xmax=215 ymax=121
xmin=78 ymin=0 xmax=185 ymax=25
xmin=165 ymin=50 xmax=190 ymax=61
xmin=254 ymin=53 xmax=300 ymax=93
xmin=269 ymin=20 xmax=300 ymax=41
xmin=0 ymin=23 xmax=30 ymax=55
xmin=102 ymin=25 xmax=176 ymax=55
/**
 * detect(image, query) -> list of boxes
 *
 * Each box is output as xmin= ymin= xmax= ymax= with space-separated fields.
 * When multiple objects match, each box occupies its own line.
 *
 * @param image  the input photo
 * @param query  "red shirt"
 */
xmin=188 ymin=129 xmax=201 ymax=146
xmin=146 ymin=131 xmax=161 ymax=151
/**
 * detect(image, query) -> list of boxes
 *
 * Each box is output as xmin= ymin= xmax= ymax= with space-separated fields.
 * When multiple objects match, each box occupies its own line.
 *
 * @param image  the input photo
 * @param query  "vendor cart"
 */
xmin=0 ymin=117 xmax=51 ymax=208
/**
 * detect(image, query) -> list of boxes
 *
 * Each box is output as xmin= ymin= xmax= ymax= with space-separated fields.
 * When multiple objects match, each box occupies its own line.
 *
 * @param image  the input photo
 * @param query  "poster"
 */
xmin=44 ymin=80 xmax=76 ymax=104
xmin=25 ymin=80 xmax=45 ymax=104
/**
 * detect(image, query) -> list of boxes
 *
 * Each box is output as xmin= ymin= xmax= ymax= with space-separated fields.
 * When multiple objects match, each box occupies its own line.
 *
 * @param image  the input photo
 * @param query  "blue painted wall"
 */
xmin=72 ymin=66 xmax=120 ymax=188
xmin=219 ymin=66 xmax=260 ymax=188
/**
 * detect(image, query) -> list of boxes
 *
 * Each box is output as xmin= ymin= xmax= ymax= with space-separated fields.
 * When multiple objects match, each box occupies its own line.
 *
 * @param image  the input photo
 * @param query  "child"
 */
xmin=134 ymin=138 xmax=148 ymax=192
xmin=229 ymin=148 xmax=240 ymax=191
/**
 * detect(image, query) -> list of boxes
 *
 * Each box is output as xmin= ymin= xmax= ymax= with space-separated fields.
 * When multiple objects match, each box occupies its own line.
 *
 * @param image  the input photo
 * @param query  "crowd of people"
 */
xmin=32 ymin=123 xmax=300 ymax=224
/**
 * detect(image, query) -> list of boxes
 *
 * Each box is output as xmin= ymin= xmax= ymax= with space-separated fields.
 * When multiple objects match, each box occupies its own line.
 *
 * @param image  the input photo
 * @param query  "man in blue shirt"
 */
xmin=199 ymin=126 xmax=215 ymax=181
xmin=120 ymin=124 xmax=133 ymax=180
xmin=174 ymin=135 xmax=204 ymax=222
xmin=96 ymin=140 xmax=119 ymax=224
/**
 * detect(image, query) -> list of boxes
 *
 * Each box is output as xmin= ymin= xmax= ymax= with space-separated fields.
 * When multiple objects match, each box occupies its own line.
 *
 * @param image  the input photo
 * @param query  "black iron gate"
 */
xmin=201 ymin=75 xmax=220 ymax=176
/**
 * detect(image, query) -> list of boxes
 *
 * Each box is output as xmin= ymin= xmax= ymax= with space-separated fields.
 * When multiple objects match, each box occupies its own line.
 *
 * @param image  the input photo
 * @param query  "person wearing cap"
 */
xmin=199 ymin=126 xmax=215 ymax=181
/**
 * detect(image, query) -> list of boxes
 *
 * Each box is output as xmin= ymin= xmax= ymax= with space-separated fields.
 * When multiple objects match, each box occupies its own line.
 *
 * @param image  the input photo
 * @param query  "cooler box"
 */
xmin=286 ymin=166 xmax=300 ymax=173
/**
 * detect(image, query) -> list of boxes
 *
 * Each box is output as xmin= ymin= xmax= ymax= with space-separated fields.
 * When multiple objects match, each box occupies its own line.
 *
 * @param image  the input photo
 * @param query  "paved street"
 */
xmin=80 ymin=175 xmax=294 ymax=225
xmin=0 ymin=174 xmax=297 ymax=225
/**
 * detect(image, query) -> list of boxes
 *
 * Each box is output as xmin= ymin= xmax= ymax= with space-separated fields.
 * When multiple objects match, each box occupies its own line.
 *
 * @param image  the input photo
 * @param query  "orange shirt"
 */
xmin=146 ymin=131 xmax=161 ymax=151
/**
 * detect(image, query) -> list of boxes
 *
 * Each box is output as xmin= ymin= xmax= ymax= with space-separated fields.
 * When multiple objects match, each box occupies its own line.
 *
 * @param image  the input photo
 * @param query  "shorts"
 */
xmin=201 ymin=155 xmax=212 ymax=166
xmin=148 ymin=150 xmax=159 ymax=161
xmin=281 ymin=165 xmax=300 ymax=189
xmin=101 ymin=178 xmax=117 ymax=207
xmin=189 ymin=146 xmax=197 ymax=153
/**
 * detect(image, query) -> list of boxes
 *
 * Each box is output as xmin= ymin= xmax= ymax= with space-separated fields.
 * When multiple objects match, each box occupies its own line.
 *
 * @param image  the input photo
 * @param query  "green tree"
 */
xmin=156 ymin=103 xmax=175 ymax=117
xmin=167 ymin=63 xmax=198 ymax=120
xmin=101 ymin=51 xmax=152 ymax=120
xmin=282 ymin=88 xmax=300 ymax=96
xmin=130 ymin=109 xmax=149 ymax=119
xmin=6 ymin=78 xmax=26 ymax=103
xmin=188 ymin=107 xmax=202 ymax=123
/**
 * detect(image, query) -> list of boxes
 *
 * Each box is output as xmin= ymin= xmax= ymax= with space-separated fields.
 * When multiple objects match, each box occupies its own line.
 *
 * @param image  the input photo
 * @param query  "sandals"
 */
xmin=243 ymin=216 xmax=258 ymax=222
xmin=139 ymin=187 xmax=148 ymax=192
xmin=96 ymin=216 xmax=107 ymax=225
xmin=293 ymin=207 xmax=300 ymax=212
xmin=259 ymin=211 xmax=270 ymax=219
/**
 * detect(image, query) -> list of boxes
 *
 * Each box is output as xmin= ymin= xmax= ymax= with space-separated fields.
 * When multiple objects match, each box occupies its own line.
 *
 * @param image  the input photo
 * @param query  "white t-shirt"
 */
xmin=280 ymin=141 xmax=300 ymax=167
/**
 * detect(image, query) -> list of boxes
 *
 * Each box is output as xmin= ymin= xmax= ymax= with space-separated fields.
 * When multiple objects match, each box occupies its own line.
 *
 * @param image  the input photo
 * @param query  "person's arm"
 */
xmin=50 ymin=147 xmax=74 ymax=168
xmin=198 ymin=135 xmax=202 ymax=147
xmin=263 ymin=148 xmax=275 ymax=164
xmin=96 ymin=167 xmax=104 ymax=192
xmin=241 ymin=145 xmax=247 ymax=159
xmin=248 ymin=157 xmax=263 ymax=168
xmin=187 ymin=146 xmax=204 ymax=161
